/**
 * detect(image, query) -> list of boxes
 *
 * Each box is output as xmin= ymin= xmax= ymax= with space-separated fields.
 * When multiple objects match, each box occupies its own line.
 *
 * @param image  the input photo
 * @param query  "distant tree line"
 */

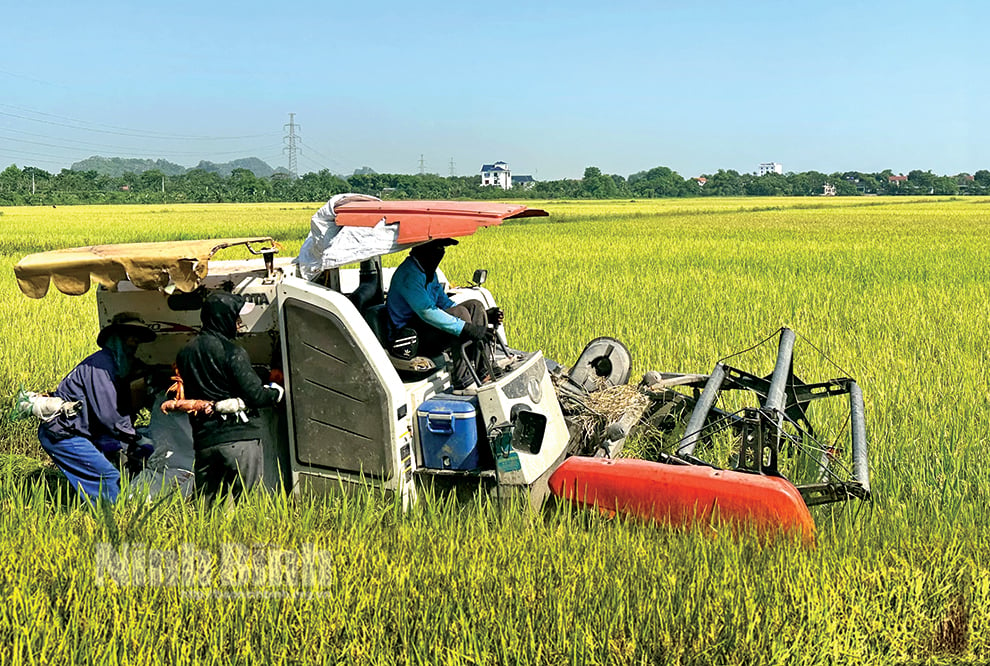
xmin=1 ymin=163 xmax=988 ymax=206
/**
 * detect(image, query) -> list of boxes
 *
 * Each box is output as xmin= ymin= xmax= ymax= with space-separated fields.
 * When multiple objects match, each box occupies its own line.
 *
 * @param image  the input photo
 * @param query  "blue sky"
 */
xmin=1 ymin=0 xmax=985 ymax=180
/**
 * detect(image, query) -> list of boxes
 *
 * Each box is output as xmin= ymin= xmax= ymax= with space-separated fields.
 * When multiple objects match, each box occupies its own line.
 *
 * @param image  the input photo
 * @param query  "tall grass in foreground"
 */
xmin=0 ymin=466 xmax=986 ymax=665
xmin=1 ymin=197 xmax=989 ymax=663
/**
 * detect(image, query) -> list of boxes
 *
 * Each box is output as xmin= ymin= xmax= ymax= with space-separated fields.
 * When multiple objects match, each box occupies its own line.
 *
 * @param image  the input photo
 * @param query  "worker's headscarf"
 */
xmin=200 ymin=291 xmax=253 ymax=340
xmin=97 ymin=313 xmax=155 ymax=379
xmin=101 ymin=335 xmax=134 ymax=379
xmin=410 ymin=238 xmax=458 ymax=282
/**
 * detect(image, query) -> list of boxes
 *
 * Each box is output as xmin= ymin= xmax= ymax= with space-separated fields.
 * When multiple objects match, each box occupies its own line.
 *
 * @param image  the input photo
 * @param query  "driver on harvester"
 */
xmin=386 ymin=238 xmax=502 ymax=391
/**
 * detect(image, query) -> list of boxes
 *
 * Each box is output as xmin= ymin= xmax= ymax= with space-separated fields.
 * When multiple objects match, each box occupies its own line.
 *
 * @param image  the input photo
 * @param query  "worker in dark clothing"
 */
xmin=387 ymin=238 xmax=502 ymax=390
xmin=37 ymin=313 xmax=156 ymax=503
xmin=176 ymin=291 xmax=283 ymax=502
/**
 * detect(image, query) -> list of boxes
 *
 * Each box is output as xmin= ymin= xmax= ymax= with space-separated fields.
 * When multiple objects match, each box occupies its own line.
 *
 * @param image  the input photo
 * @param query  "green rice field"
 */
xmin=0 ymin=197 xmax=988 ymax=664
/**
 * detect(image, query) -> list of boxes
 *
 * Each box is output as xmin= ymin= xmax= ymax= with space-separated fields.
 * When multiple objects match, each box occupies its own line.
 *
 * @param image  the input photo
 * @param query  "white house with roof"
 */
xmin=480 ymin=161 xmax=536 ymax=189
xmin=758 ymin=162 xmax=783 ymax=176
xmin=480 ymin=161 xmax=511 ymax=189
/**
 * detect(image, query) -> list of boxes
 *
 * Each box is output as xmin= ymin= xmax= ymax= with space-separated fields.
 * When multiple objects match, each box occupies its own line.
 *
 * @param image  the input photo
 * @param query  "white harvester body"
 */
xmin=96 ymin=256 xmax=569 ymax=504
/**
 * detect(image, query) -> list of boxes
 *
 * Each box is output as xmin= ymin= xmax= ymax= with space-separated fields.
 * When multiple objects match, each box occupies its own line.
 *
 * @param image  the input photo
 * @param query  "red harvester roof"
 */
xmin=332 ymin=200 xmax=548 ymax=244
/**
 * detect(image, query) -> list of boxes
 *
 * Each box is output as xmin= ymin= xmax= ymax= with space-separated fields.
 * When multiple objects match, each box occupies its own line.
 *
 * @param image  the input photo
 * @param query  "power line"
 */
xmin=0 ymin=104 xmax=276 ymax=141
xmin=297 ymin=140 xmax=342 ymax=169
xmin=297 ymin=152 xmax=334 ymax=173
xmin=1 ymin=123 xmax=280 ymax=149
xmin=0 ymin=103 xmax=295 ymax=173
xmin=0 ymin=132 xmax=282 ymax=159
xmin=0 ymin=69 xmax=68 ymax=89
xmin=0 ymin=147 xmax=70 ymax=166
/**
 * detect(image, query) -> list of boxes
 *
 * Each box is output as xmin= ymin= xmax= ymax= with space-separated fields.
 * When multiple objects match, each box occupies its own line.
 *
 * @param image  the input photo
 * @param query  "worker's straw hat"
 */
xmin=97 ymin=312 xmax=156 ymax=347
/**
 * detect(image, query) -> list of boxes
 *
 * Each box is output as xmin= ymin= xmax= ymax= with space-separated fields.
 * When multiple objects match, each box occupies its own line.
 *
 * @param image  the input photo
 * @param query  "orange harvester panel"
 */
xmin=548 ymin=457 xmax=815 ymax=543
xmin=332 ymin=200 xmax=548 ymax=244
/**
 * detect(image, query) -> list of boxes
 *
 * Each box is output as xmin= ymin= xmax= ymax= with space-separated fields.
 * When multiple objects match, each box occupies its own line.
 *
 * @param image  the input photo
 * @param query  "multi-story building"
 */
xmin=758 ymin=162 xmax=783 ymax=176
xmin=480 ymin=162 xmax=511 ymax=189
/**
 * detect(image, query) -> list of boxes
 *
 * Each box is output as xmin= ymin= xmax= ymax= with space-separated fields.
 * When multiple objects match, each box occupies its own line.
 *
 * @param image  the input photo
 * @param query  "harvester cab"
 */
xmin=272 ymin=262 xmax=575 ymax=507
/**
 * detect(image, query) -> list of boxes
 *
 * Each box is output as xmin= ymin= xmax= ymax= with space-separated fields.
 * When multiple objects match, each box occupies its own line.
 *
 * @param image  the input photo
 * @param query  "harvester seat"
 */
xmin=361 ymin=303 xmax=445 ymax=379
xmin=362 ymin=303 xmax=391 ymax=347
xmin=348 ymin=279 xmax=383 ymax=312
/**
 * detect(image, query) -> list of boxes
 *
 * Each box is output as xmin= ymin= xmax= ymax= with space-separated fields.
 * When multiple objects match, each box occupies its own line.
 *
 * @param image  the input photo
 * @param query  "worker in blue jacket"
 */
xmin=37 ymin=313 xmax=156 ymax=503
xmin=387 ymin=238 xmax=501 ymax=389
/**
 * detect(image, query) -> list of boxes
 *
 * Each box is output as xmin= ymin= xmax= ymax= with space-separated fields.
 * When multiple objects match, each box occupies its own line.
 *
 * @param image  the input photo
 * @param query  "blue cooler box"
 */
xmin=417 ymin=395 xmax=480 ymax=470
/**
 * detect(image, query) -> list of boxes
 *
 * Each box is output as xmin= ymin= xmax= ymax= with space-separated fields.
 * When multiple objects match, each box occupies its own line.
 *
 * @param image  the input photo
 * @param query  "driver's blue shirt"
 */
xmin=387 ymin=256 xmax=465 ymax=337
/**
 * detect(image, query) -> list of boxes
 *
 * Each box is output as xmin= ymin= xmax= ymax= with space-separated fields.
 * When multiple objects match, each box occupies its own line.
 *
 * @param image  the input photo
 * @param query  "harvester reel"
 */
xmin=671 ymin=328 xmax=870 ymax=507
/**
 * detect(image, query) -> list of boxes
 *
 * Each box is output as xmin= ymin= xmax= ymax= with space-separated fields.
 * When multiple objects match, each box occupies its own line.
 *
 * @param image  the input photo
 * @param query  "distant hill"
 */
xmin=193 ymin=157 xmax=284 ymax=179
xmin=71 ymin=156 xmax=187 ymax=177
xmin=70 ymin=155 xmax=287 ymax=178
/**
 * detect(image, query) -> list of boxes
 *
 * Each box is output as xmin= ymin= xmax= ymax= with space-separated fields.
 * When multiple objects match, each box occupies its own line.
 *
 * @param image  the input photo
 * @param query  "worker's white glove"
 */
xmin=265 ymin=383 xmax=285 ymax=403
xmin=214 ymin=398 xmax=247 ymax=414
xmin=29 ymin=394 xmax=83 ymax=422
xmin=214 ymin=397 xmax=249 ymax=423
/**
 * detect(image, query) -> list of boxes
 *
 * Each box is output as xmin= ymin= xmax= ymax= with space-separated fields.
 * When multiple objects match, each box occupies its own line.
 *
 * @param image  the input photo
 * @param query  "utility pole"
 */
xmin=418 ymin=154 xmax=426 ymax=175
xmin=449 ymin=157 xmax=455 ymax=177
xmin=283 ymin=113 xmax=301 ymax=179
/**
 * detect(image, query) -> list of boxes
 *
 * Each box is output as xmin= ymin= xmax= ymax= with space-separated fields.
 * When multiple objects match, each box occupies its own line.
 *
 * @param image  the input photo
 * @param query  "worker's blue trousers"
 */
xmin=37 ymin=429 xmax=121 ymax=503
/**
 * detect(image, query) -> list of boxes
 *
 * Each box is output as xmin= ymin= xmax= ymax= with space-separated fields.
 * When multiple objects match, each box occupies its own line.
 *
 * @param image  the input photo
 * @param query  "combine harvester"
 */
xmin=14 ymin=196 xmax=871 ymax=541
